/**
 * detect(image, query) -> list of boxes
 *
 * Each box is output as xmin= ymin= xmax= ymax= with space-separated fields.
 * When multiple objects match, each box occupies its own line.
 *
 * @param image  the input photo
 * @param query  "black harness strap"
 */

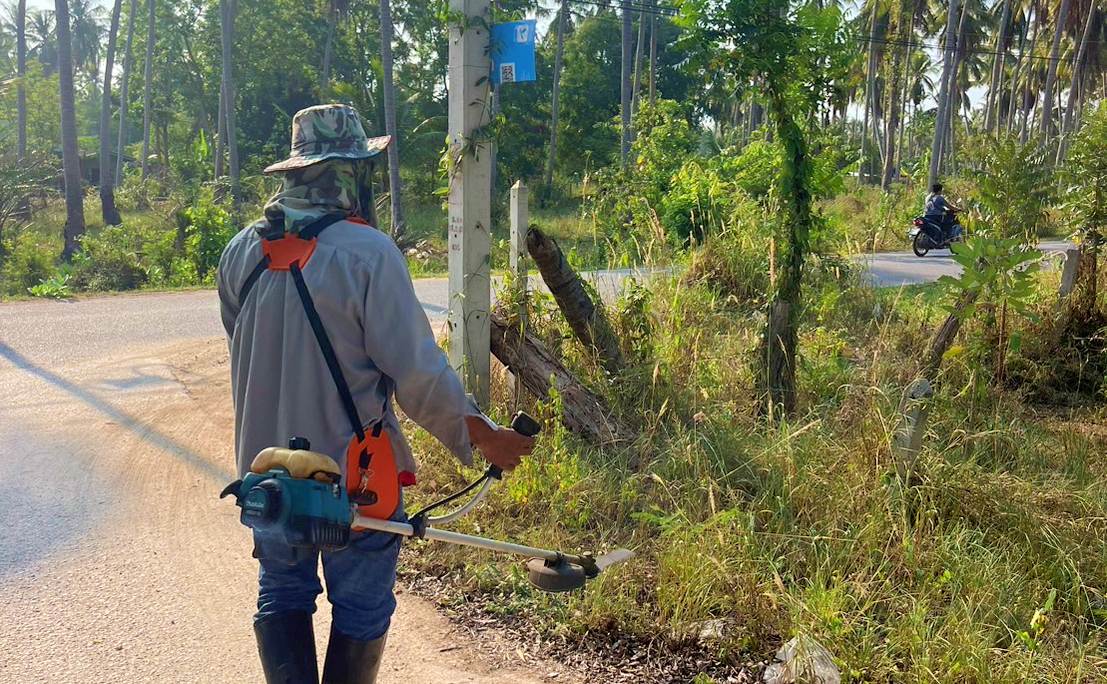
xmin=298 ymin=213 xmax=346 ymax=240
xmin=238 ymin=257 xmax=270 ymax=303
xmin=289 ymin=260 xmax=366 ymax=443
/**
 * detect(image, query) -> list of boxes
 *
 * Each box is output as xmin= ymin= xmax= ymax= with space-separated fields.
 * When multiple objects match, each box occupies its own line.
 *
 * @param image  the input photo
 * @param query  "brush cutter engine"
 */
xmin=220 ymin=413 xmax=634 ymax=592
xmin=220 ymin=438 xmax=353 ymax=551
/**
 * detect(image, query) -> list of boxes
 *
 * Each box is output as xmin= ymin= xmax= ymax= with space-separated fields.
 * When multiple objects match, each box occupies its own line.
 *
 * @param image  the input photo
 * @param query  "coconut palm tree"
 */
xmin=97 ymin=0 xmax=122 ymax=225
xmin=320 ymin=0 xmax=347 ymax=98
xmin=544 ymin=0 xmax=568 ymax=202
xmin=26 ymin=9 xmax=56 ymax=71
xmin=904 ymin=49 xmax=935 ymax=160
xmin=140 ymin=0 xmax=153 ymax=178
xmin=985 ymin=0 xmax=1013 ymax=132
xmin=929 ymin=0 xmax=963 ymax=187
xmin=15 ymin=0 xmax=26 ymax=162
xmin=946 ymin=0 xmax=989 ymax=169
xmin=55 ymin=0 xmax=85 ymax=260
xmin=67 ymin=0 xmax=103 ymax=90
xmin=1017 ymin=0 xmax=1044 ymax=141
xmin=620 ymin=0 xmax=632 ymax=167
xmin=219 ymin=0 xmax=239 ymax=194
xmin=379 ymin=0 xmax=404 ymax=240
xmin=1039 ymin=0 xmax=1074 ymax=138
xmin=859 ymin=0 xmax=889 ymax=183
xmin=114 ymin=0 xmax=136 ymax=184
xmin=1056 ymin=0 xmax=1099 ymax=159
xmin=881 ymin=0 xmax=909 ymax=189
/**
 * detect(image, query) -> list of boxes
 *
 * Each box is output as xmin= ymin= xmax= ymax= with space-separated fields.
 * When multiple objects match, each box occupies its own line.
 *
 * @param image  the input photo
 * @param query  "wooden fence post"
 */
xmin=510 ymin=180 xmax=529 ymax=407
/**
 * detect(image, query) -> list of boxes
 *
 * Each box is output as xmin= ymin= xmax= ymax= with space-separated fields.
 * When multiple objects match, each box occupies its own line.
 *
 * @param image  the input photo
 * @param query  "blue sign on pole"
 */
xmin=490 ymin=20 xmax=537 ymax=85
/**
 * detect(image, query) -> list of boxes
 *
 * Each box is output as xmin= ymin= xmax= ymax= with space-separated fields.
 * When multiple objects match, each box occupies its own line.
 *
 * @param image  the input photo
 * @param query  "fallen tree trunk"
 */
xmin=490 ymin=308 xmax=634 ymax=452
xmin=526 ymin=227 xmax=625 ymax=375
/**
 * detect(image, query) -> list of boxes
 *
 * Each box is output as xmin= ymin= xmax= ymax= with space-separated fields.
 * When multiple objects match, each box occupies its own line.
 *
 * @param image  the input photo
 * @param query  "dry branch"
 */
xmin=490 ymin=308 xmax=633 ymax=451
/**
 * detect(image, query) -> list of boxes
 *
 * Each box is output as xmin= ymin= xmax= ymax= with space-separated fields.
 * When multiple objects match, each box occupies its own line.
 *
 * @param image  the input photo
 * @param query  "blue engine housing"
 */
xmin=222 ymin=469 xmax=353 ymax=550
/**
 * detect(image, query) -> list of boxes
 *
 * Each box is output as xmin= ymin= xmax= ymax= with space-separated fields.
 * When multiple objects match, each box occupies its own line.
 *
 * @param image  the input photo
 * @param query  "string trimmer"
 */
xmin=220 ymin=413 xmax=633 ymax=592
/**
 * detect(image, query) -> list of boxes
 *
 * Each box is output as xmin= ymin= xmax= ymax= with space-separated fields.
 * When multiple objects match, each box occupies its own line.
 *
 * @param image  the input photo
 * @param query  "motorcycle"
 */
xmin=908 ymin=210 xmax=963 ymax=257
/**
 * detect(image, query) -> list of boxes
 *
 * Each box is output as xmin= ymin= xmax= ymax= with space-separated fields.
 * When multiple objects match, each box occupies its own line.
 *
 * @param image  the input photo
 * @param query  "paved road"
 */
xmin=861 ymin=240 xmax=1073 ymax=286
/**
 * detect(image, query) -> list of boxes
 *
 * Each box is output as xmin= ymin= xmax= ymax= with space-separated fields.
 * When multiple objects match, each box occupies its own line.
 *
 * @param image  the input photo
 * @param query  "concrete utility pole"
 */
xmin=447 ymin=0 xmax=492 ymax=409
xmin=510 ymin=180 xmax=529 ymax=408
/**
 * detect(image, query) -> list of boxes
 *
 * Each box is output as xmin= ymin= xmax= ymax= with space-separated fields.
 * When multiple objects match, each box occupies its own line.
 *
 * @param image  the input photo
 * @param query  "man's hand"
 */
xmin=465 ymin=415 xmax=534 ymax=472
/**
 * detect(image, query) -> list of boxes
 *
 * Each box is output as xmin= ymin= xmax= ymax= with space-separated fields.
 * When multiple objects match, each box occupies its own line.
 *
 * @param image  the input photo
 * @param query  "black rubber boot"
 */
xmin=254 ymin=611 xmax=319 ymax=684
xmin=321 ymin=626 xmax=387 ymax=684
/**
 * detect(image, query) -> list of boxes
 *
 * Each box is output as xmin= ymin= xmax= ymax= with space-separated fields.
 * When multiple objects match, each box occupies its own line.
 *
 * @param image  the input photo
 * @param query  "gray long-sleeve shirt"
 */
xmin=217 ymin=219 xmax=480 ymax=479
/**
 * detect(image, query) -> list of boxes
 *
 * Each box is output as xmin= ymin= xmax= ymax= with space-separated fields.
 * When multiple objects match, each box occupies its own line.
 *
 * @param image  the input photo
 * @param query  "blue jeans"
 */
xmin=253 ymin=507 xmax=405 ymax=641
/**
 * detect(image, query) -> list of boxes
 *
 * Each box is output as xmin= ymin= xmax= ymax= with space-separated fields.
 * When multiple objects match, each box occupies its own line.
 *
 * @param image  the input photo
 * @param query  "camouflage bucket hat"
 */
xmin=263 ymin=103 xmax=390 ymax=175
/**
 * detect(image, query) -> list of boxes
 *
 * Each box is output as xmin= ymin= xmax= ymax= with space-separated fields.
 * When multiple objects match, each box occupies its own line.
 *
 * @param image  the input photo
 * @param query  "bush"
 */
xmin=178 ymin=188 xmax=237 ymax=282
xmin=969 ymin=136 xmax=1053 ymax=241
xmin=0 ymin=230 xmax=56 ymax=296
xmin=70 ymin=225 xmax=148 ymax=291
xmin=660 ymin=160 xmax=735 ymax=244
xmin=28 ymin=272 xmax=71 ymax=299
xmin=683 ymin=197 xmax=773 ymax=307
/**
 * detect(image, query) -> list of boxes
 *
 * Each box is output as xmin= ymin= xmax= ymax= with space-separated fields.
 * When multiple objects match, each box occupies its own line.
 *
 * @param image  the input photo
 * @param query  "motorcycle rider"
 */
xmin=924 ymin=182 xmax=962 ymax=242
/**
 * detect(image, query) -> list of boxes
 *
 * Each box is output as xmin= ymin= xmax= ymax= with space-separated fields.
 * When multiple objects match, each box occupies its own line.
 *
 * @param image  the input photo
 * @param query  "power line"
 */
xmin=564 ymin=0 xmax=678 ymax=18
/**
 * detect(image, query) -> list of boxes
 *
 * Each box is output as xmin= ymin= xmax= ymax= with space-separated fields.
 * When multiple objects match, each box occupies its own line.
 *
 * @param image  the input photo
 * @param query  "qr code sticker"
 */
xmin=500 ymin=63 xmax=516 ymax=83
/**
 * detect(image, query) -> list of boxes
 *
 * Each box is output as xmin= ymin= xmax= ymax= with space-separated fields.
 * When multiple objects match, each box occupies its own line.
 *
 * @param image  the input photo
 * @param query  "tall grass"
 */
xmin=403 ymin=232 xmax=1107 ymax=681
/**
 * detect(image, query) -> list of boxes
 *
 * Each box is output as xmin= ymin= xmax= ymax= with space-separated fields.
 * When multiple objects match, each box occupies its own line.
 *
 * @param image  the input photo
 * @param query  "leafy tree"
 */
xmin=971 ymin=135 xmax=1052 ymax=242
xmin=1060 ymin=102 xmax=1107 ymax=319
xmin=557 ymin=13 xmax=622 ymax=174
xmin=680 ymin=0 xmax=847 ymax=413
xmin=938 ymin=238 xmax=1041 ymax=385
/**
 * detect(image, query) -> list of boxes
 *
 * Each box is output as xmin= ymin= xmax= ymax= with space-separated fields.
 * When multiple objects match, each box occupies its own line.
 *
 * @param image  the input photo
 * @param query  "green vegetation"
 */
xmin=407 ymin=234 xmax=1107 ymax=683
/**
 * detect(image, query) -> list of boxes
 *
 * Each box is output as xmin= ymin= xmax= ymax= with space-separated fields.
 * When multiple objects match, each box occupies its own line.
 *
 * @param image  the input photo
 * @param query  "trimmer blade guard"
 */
xmin=526 ymin=557 xmax=588 ymax=592
xmin=525 ymin=549 xmax=634 ymax=592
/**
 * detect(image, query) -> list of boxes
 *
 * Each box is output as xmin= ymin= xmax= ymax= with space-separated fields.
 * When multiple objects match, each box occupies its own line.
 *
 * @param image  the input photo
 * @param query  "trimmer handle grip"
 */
xmin=486 ymin=412 xmax=540 ymax=481
xmin=510 ymin=411 xmax=541 ymax=437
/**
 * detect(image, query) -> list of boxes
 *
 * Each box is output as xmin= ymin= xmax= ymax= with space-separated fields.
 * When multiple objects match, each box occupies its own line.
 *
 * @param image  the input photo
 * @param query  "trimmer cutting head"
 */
xmin=525 ymin=549 xmax=634 ymax=592
xmin=527 ymin=557 xmax=588 ymax=592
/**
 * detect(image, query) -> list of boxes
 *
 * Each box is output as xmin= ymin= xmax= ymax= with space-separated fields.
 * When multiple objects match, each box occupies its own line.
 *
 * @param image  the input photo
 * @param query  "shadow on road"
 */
xmin=0 ymin=342 xmax=232 ymax=485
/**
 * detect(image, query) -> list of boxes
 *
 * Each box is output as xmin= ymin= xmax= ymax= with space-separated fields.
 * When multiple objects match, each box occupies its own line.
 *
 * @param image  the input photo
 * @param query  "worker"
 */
xmin=217 ymin=104 xmax=534 ymax=683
